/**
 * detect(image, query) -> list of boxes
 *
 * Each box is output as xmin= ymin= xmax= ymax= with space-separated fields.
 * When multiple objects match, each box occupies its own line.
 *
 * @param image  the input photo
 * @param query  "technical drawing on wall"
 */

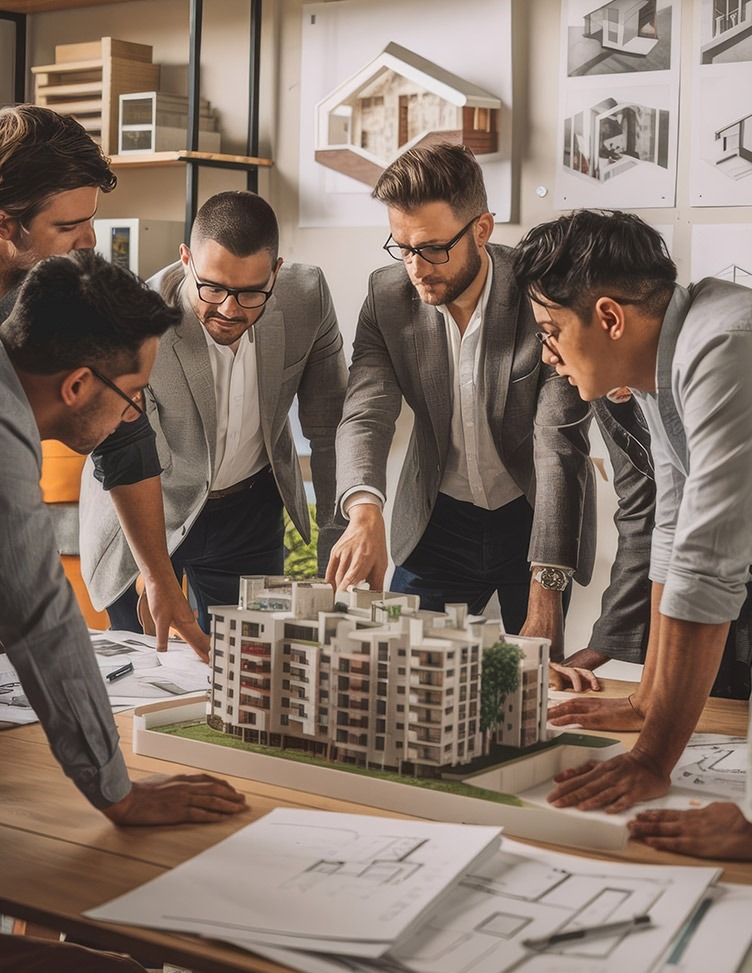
xmin=700 ymin=0 xmax=752 ymax=64
xmin=562 ymin=97 xmax=669 ymax=182
xmin=567 ymin=0 xmax=674 ymax=76
xmin=712 ymin=112 xmax=752 ymax=179
xmin=314 ymin=42 xmax=501 ymax=188
xmin=298 ymin=0 xmax=514 ymax=226
xmin=691 ymin=223 xmax=752 ymax=280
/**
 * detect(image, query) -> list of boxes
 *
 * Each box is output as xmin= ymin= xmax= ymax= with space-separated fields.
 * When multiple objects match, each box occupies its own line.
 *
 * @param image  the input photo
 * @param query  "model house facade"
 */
xmin=314 ymin=42 xmax=501 ymax=187
xmin=583 ymin=0 xmax=658 ymax=56
xmin=563 ymin=97 xmax=669 ymax=182
xmin=209 ymin=578 xmax=550 ymax=777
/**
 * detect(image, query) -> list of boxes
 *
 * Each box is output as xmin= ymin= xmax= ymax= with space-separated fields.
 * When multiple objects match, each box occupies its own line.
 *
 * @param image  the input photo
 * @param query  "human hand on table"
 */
xmin=628 ymin=802 xmax=752 ymax=859
xmin=549 ymin=661 xmax=601 ymax=693
xmin=547 ymin=749 xmax=670 ymax=813
xmin=103 ymin=773 xmax=248 ymax=826
xmin=548 ymin=694 xmax=644 ymax=730
xmin=139 ymin=575 xmax=210 ymax=663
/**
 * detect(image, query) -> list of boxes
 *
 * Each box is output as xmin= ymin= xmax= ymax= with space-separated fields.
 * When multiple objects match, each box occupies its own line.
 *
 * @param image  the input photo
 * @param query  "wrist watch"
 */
xmin=531 ymin=566 xmax=571 ymax=591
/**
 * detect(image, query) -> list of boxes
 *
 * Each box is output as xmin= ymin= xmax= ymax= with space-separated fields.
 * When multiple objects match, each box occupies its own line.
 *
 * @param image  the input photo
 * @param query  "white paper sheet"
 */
xmin=658 ymin=883 xmax=752 ymax=973
xmin=86 ymin=809 xmax=502 ymax=956
xmin=244 ymin=837 xmax=719 ymax=973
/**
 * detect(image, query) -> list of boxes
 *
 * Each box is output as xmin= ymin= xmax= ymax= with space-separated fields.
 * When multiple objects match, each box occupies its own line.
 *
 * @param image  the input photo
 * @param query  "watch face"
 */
xmin=538 ymin=567 xmax=568 ymax=591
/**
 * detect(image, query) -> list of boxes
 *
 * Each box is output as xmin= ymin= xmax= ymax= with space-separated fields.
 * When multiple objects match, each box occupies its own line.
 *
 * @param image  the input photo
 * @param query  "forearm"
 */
xmin=522 ymin=583 xmax=564 ymax=661
xmin=110 ymin=476 xmax=174 ymax=585
xmin=634 ymin=604 xmax=729 ymax=777
xmin=563 ymin=647 xmax=610 ymax=670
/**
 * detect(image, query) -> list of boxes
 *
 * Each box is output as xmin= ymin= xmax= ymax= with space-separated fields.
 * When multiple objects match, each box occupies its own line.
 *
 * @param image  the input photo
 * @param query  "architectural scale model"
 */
xmin=563 ymin=97 xmax=669 ymax=182
xmin=314 ymin=42 xmax=501 ymax=187
xmin=582 ymin=0 xmax=659 ymax=57
xmin=208 ymin=577 xmax=549 ymax=778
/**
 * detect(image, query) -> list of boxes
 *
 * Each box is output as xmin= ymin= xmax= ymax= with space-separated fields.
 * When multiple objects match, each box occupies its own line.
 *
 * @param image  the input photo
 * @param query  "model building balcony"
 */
xmin=239 ymin=694 xmax=270 ymax=710
xmin=407 ymin=745 xmax=441 ymax=763
xmin=409 ymin=690 xmax=443 ymax=707
xmin=240 ymin=643 xmax=271 ymax=658
xmin=408 ymin=709 xmax=442 ymax=726
xmin=410 ymin=672 xmax=444 ymax=688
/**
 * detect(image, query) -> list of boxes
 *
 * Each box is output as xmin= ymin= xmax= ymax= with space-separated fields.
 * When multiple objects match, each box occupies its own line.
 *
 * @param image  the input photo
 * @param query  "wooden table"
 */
xmin=1 ymin=680 xmax=751 ymax=972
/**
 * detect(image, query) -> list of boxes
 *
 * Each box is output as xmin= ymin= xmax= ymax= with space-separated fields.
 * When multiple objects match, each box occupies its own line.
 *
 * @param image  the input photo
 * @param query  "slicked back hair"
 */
xmin=513 ymin=210 xmax=677 ymax=321
xmin=190 ymin=191 xmax=279 ymax=261
xmin=1 ymin=250 xmax=180 ymax=376
xmin=372 ymin=142 xmax=489 ymax=219
xmin=0 ymin=105 xmax=116 ymax=222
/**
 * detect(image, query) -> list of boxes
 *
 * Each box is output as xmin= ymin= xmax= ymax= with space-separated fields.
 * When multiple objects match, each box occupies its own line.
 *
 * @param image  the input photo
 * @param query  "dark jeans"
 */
xmin=107 ymin=467 xmax=284 ymax=634
xmin=390 ymin=492 xmax=537 ymax=633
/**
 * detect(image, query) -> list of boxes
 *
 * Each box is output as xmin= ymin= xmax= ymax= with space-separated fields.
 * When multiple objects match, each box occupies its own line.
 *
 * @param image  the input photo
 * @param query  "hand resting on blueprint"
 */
xmin=548 ymin=693 xmax=645 ymax=731
xmin=629 ymin=802 xmax=752 ymax=860
xmin=103 ymin=773 xmax=249 ymax=825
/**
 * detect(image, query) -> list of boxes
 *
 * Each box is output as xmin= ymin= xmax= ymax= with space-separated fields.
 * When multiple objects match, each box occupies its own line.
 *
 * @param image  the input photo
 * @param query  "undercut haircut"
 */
xmin=372 ymin=142 xmax=489 ymax=219
xmin=1 ymin=250 xmax=180 ymax=376
xmin=0 ymin=105 xmax=116 ymax=222
xmin=190 ymin=191 xmax=279 ymax=261
xmin=513 ymin=210 xmax=677 ymax=320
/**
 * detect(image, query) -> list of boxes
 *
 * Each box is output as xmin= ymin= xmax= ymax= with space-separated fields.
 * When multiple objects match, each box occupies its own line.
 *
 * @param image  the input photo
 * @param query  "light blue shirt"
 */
xmin=635 ymin=278 xmax=752 ymax=625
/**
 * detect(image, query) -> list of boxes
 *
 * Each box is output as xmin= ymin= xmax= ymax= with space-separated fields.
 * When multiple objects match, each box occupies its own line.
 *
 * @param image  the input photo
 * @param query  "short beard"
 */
xmin=416 ymin=245 xmax=482 ymax=307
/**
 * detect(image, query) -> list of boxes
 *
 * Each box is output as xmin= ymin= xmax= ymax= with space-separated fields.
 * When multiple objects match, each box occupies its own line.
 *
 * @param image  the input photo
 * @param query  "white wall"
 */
xmin=18 ymin=0 xmax=752 ymax=653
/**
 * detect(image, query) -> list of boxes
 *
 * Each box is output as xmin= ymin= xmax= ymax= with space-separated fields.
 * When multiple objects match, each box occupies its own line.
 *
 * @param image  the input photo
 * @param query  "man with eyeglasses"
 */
xmin=327 ymin=143 xmax=596 ymax=666
xmin=0 ymin=250 xmax=248 ymax=972
xmin=513 ymin=209 xmax=752 ymax=859
xmin=80 ymin=191 xmax=347 ymax=650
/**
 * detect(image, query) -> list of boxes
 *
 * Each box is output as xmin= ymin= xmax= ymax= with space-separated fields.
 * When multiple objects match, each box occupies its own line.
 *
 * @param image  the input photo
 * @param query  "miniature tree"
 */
xmin=480 ymin=640 xmax=524 ymax=754
xmin=386 ymin=604 xmax=402 ymax=620
xmin=284 ymin=503 xmax=319 ymax=578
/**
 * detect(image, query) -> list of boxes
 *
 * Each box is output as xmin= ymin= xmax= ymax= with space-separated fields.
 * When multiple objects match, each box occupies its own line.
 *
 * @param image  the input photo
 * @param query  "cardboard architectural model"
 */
xmin=563 ymin=97 xmax=669 ymax=182
xmin=582 ymin=0 xmax=659 ymax=56
xmin=314 ymin=41 xmax=501 ymax=188
xmin=208 ymin=577 xmax=549 ymax=778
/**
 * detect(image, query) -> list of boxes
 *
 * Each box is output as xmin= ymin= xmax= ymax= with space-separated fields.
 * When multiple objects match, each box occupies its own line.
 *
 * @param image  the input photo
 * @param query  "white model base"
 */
xmin=132 ymin=694 xmax=628 ymax=851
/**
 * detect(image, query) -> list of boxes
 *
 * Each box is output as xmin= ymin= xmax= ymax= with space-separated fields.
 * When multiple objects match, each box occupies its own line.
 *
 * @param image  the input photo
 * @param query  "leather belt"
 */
xmin=207 ymin=465 xmax=271 ymax=501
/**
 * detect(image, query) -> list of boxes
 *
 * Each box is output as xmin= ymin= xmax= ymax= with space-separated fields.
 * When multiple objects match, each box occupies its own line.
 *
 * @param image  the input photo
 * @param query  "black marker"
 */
xmin=106 ymin=661 xmax=134 ymax=682
xmin=523 ymin=914 xmax=652 ymax=951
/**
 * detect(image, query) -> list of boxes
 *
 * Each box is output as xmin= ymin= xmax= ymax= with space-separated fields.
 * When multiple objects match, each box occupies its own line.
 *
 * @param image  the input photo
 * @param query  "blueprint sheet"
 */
xmin=246 ymin=837 xmax=719 ymax=973
xmin=86 ymin=809 xmax=502 ymax=957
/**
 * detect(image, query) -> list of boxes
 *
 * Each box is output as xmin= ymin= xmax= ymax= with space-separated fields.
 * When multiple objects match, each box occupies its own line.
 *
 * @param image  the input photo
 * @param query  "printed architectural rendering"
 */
xmin=314 ymin=42 xmax=501 ymax=188
xmin=583 ymin=0 xmax=658 ymax=56
xmin=713 ymin=113 xmax=752 ymax=179
xmin=563 ymin=97 xmax=669 ymax=181
xmin=208 ymin=577 xmax=549 ymax=778
xmin=701 ymin=0 xmax=752 ymax=63
xmin=714 ymin=263 xmax=752 ymax=286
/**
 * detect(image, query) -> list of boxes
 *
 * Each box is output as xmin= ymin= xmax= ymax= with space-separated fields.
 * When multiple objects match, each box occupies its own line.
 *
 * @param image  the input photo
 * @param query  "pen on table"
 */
xmin=106 ymin=661 xmax=134 ymax=683
xmin=523 ymin=914 xmax=652 ymax=951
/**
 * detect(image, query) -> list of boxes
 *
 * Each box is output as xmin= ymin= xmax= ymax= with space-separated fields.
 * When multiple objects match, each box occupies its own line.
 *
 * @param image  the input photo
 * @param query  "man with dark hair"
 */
xmin=327 ymin=143 xmax=596 ymax=667
xmin=0 ymin=250 xmax=247 ymax=971
xmin=514 ymin=209 xmax=752 ymax=858
xmin=80 ymin=191 xmax=347 ymax=648
xmin=0 ymin=104 xmax=116 ymax=298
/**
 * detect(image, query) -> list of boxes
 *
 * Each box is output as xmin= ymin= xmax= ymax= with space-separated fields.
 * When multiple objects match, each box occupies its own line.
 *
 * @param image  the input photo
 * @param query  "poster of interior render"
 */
xmin=298 ymin=0 xmax=512 ymax=227
xmin=556 ymin=0 xmax=681 ymax=209
xmin=690 ymin=1 xmax=752 ymax=205
xmin=691 ymin=224 xmax=752 ymax=285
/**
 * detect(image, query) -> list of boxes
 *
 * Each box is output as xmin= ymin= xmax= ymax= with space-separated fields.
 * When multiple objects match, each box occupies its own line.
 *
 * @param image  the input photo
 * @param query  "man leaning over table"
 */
xmin=513 ymin=208 xmax=752 ymax=861
xmin=0 ymin=251 xmax=247 ymax=972
xmin=80 ymin=190 xmax=347 ymax=656
xmin=326 ymin=142 xmax=596 ymax=674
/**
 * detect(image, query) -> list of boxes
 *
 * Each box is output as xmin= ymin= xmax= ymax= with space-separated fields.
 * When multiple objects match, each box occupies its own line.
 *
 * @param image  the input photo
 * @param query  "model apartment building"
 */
xmin=208 ymin=577 xmax=550 ymax=778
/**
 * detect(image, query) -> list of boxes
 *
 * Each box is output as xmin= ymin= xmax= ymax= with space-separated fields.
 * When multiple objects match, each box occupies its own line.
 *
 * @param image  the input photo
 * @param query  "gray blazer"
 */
xmin=80 ymin=261 xmax=348 ymax=609
xmin=336 ymin=245 xmax=596 ymax=582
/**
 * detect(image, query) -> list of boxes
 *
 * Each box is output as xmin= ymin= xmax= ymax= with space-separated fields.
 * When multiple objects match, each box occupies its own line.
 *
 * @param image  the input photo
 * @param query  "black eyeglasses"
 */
xmin=189 ymin=254 xmax=275 ymax=309
xmin=535 ymin=331 xmax=559 ymax=352
xmin=383 ymin=215 xmax=480 ymax=265
xmin=90 ymin=366 xmax=146 ymax=420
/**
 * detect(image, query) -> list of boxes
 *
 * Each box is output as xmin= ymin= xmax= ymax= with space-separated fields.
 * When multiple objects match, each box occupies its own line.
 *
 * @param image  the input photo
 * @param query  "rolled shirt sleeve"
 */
xmin=0 ymin=390 xmax=131 ymax=808
xmin=650 ymin=331 xmax=752 ymax=624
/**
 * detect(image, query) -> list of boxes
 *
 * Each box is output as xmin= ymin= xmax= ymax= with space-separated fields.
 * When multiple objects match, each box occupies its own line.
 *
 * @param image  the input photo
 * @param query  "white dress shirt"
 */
xmin=202 ymin=326 xmax=268 ymax=491
xmin=438 ymin=259 xmax=522 ymax=510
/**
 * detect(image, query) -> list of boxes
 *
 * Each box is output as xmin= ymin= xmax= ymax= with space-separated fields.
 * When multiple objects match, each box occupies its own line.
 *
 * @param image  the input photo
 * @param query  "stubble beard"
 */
xmin=412 ymin=246 xmax=482 ymax=307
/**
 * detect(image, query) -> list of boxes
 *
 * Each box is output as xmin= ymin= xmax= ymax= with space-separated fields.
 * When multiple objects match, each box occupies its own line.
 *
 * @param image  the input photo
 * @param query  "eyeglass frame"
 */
xmin=383 ymin=215 xmax=481 ymax=266
xmin=89 ymin=365 xmax=147 ymax=420
xmin=188 ymin=253 xmax=276 ymax=309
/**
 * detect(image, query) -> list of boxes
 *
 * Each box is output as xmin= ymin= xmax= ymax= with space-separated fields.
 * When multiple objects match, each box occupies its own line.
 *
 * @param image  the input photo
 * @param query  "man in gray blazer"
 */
xmin=514 ymin=209 xmax=752 ymax=857
xmin=327 ymin=144 xmax=595 ymax=661
xmin=80 ymin=192 xmax=347 ymax=656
